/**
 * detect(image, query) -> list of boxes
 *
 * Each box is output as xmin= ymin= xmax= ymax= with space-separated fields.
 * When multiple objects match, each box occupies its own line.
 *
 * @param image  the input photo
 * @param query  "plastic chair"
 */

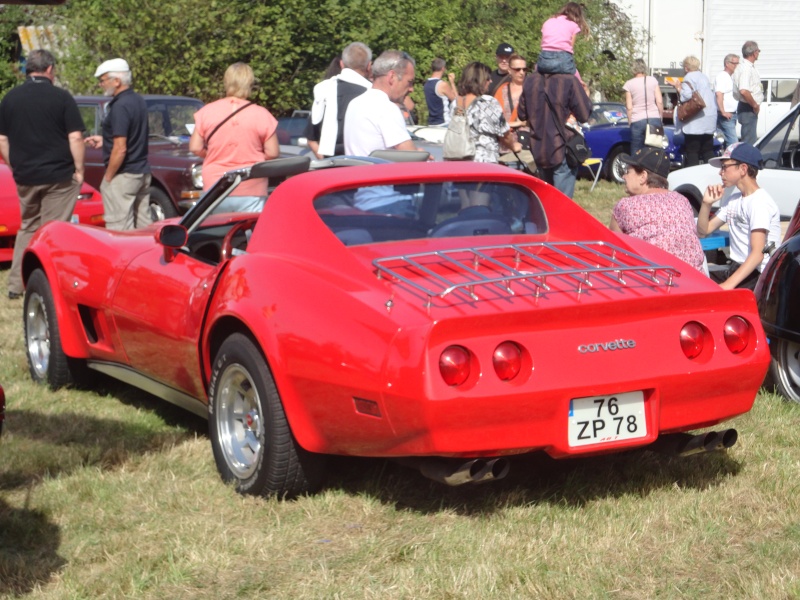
xmin=583 ymin=158 xmax=604 ymax=191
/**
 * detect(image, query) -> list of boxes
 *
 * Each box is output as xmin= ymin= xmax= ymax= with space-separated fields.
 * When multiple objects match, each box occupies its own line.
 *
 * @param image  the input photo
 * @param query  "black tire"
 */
xmin=208 ymin=333 xmax=325 ymax=498
xmin=770 ymin=338 xmax=800 ymax=403
xmin=24 ymin=269 xmax=84 ymax=388
xmin=605 ymin=145 xmax=630 ymax=184
xmin=674 ymin=185 xmax=703 ymax=216
xmin=149 ymin=186 xmax=178 ymax=222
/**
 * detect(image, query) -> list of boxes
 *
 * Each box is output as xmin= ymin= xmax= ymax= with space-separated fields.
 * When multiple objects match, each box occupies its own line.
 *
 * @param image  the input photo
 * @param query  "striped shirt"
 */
xmin=517 ymin=72 xmax=592 ymax=168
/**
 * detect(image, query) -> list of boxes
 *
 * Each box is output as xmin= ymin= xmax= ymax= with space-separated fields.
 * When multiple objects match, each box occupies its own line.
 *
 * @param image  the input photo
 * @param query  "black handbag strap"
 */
xmin=203 ymin=101 xmax=255 ymax=148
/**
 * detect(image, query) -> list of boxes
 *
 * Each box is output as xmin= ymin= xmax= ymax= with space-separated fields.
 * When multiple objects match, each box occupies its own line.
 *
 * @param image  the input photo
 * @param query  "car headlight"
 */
xmin=191 ymin=164 xmax=203 ymax=189
xmin=713 ymin=131 xmax=725 ymax=145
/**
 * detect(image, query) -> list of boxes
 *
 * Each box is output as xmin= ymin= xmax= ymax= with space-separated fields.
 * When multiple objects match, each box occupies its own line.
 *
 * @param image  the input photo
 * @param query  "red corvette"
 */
xmin=21 ymin=156 xmax=769 ymax=497
xmin=0 ymin=162 xmax=104 ymax=262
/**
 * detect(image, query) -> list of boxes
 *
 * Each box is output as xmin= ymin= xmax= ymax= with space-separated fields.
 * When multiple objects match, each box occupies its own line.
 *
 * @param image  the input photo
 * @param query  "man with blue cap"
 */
xmin=698 ymin=142 xmax=781 ymax=290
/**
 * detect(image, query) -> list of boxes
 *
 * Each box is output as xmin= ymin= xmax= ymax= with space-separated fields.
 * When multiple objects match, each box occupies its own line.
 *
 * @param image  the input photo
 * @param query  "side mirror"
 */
xmin=155 ymin=223 xmax=188 ymax=262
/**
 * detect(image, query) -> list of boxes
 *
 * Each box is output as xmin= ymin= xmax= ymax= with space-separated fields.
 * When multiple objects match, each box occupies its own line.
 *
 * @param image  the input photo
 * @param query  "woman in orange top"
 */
xmin=190 ymin=63 xmax=279 ymax=206
xmin=493 ymin=54 xmax=534 ymax=169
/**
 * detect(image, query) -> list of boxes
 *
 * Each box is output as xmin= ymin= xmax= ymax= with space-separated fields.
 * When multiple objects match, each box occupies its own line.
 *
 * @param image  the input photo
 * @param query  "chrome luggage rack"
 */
xmin=373 ymin=241 xmax=681 ymax=307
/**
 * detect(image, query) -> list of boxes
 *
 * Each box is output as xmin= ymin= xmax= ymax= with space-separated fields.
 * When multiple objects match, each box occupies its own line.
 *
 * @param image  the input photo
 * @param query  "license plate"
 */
xmin=568 ymin=391 xmax=646 ymax=447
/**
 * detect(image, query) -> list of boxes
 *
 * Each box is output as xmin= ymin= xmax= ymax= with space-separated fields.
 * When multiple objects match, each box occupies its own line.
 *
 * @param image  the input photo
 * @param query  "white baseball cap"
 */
xmin=94 ymin=58 xmax=130 ymax=78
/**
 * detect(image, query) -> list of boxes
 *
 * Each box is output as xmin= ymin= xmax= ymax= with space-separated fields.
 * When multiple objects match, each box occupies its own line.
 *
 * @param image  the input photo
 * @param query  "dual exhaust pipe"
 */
xmin=398 ymin=457 xmax=510 ymax=486
xmin=648 ymin=428 xmax=738 ymax=457
xmin=401 ymin=428 xmax=737 ymax=486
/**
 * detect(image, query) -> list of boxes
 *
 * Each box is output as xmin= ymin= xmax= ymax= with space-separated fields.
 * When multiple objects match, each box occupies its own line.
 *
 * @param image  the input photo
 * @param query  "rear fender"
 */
xmin=757 ymin=235 xmax=800 ymax=343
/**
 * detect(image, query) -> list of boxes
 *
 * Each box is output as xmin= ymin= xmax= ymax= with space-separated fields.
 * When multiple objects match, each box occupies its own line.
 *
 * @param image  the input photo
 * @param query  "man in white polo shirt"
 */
xmin=344 ymin=50 xmax=419 ymax=157
xmin=344 ymin=50 xmax=423 ymax=215
xmin=715 ymin=53 xmax=739 ymax=148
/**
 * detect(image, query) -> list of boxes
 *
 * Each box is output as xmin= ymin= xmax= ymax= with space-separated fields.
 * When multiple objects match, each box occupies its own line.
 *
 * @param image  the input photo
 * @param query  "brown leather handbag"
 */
xmin=677 ymin=81 xmax=706 ymax=121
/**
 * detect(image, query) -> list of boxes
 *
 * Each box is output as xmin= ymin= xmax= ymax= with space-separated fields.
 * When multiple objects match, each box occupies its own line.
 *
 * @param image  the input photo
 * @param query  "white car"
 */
xmin=669 ymin=101 xmax=800 ymax=219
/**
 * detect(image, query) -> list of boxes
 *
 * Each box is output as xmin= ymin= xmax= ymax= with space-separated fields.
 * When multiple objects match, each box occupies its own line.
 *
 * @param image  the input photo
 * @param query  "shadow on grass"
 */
xmin=0 ymin=399 xmax=205 ymax=491
xmin=0 ymin=497 xmax=65 ymax=596
xmin=321 ymin=447 xmax=742 ymax=515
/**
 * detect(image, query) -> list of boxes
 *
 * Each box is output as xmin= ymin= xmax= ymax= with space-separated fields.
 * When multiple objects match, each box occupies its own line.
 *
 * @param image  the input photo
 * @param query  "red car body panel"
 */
xmin=23 ymin=161 xmax=769 ymax=460
xmin=0 ymin=162 xmax=103 ymax=262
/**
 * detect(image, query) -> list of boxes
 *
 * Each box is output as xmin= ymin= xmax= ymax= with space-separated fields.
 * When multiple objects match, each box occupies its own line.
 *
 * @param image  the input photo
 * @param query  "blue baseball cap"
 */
xmin=708 ymin=142 xmax=763 ymax=170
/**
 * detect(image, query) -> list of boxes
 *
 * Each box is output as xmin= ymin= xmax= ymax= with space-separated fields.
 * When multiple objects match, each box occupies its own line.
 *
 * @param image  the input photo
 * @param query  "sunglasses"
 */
xmin=509 ymin=67 xmax=527 ymax=72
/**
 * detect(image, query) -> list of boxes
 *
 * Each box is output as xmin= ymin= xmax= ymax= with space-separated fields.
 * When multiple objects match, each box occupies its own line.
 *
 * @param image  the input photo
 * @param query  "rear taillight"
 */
xmin=680 ymin=321 xmax=705 ymax=359
xmin=493 ymin=341 xmax=522 ymax=381
xmin=439 ymin=346 xmax=471 ymax=386
xmin=724 ymin=316 xmax=750 ymax=354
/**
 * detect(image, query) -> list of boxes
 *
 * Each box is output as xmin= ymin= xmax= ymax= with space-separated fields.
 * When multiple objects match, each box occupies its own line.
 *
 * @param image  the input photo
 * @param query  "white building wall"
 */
xmin=611 ymin=0 xmax=799 ymax=77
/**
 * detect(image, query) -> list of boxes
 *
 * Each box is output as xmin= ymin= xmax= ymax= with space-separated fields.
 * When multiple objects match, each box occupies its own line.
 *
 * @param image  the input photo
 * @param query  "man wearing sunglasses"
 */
xmin=698 ymin=142 xmax=780 ymax=290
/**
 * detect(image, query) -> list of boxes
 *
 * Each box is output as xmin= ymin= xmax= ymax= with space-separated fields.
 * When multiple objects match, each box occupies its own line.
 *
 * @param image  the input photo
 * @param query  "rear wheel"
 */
xmin=148 ymin=186 xmax=178 ymax=222
xmin=605 ymin=145 xmax=630 ymax=184
xmin=24 ymin=269 xmax=84 ymax=388
xmin=208 ymin=333 xmax=325 ymax=498
xmin=770 ymin=338 xmax=800 ymax=403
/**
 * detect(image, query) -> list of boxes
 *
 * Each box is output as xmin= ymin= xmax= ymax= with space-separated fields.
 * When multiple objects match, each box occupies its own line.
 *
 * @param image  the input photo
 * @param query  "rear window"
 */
xmin=314 ymin=181 xmax=548 ymax=245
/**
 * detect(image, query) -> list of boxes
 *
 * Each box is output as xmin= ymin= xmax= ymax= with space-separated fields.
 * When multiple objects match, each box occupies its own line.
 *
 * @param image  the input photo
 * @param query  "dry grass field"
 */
xmin=1 ymin=178 xmax=799 ymax=599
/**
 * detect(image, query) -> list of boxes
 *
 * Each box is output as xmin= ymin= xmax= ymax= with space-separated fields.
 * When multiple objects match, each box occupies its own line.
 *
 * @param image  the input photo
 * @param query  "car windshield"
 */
xmin=146 ymin=98 xmax=204 ymax=138
xmin=313 ymin=180 xmax=548 ymax=245
xmin=587 ymin=104 xmax=627 ymax=126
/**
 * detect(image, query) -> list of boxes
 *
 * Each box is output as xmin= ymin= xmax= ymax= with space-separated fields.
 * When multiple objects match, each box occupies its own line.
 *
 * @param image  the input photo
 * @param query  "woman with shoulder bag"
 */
xmin=623 ymin=58 xmax=664 ymax=157
xmin=456 ymin=62 xmax=521 ymax=164
xmin=190 ymin=62 xmax=279 ymax=210
xmin=672 ymin=55 xmax=717 ymax=167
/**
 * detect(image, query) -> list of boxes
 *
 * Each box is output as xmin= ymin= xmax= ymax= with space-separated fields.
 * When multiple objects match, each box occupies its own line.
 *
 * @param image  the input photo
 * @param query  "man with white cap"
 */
xmin=698 ymin=142 xmax=781 ymax=290
xmin=85 ymin=58 xmax=151 ymax=230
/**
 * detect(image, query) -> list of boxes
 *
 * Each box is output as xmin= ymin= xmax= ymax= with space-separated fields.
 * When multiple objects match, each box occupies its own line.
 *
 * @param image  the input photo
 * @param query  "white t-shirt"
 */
xmin=716 ymin=187 xmax=781 ymax=271
xmin=344 ymin=88 xmax=411 ymax=156
xmin=714 ymin=70 xmax=738 ymax=113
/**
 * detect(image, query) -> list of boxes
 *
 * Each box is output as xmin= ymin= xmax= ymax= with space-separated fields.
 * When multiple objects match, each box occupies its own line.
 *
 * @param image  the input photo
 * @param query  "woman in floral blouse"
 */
xmin=454 ymin=62 xmax=521 ymax=163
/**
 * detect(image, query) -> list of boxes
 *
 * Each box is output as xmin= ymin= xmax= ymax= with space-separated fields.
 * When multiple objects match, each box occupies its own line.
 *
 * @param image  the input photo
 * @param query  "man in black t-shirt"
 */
xmin=85 ymin=58 xmax=151 ymax=231
xmin=488 ymin=42 xmax=514 ymax=96
xmin=0 ymin=49 xmax=85 ymax=299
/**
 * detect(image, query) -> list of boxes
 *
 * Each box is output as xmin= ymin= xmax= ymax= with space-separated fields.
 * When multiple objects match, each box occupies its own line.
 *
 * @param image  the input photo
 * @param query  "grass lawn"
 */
xmin=1 ymin=178 xmax=799 ymax=599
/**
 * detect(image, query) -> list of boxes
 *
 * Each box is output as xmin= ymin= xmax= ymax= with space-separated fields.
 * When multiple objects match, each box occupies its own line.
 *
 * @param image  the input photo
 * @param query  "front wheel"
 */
xmin=770 ymin=338 xmax=800 ymax=403
xmin=208 ymin=333 xmax=325 ymax=498
xmin=24 ymin=269 xmax=84 ymax=388
xmin=148 ymin=186 xmax=178 ymax=222
xmin=605 ymin=145 xmax=630 ymax=184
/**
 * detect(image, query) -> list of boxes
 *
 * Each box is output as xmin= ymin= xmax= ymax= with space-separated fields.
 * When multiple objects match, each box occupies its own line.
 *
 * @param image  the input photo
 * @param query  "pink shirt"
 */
xmin=541 ymin=16 xmax=580 ymax=53
xmin=622 ymin=75 xmax=661 ymax=123
xmin=194 ymin=97 xmax=278 ymax=193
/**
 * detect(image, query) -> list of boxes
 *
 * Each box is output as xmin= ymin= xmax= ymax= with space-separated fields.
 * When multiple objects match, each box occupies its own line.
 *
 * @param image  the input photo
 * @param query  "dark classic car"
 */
xmin=755 ymin=199 xmax=800 ymax=402
xmin=583 ymin=102 xmax=722 ymax=184
xmin=76 ymin=95 xmax=204 ymax=219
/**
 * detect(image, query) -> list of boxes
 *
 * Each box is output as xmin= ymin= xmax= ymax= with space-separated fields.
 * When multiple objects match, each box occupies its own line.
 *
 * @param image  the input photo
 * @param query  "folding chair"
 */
xmin=583 ymin=158 xmax=604 ymax=191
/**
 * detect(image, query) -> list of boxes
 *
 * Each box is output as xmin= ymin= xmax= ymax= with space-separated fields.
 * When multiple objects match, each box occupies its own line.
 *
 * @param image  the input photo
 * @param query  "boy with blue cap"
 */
xmin=698 ymin=142 xmax=781 ymax=290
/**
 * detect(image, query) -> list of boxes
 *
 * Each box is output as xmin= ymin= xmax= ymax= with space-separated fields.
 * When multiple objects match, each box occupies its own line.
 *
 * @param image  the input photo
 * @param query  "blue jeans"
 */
xmin=630 ymin=118 xmax=663 ymax=157
xmin=536 ymin=50 xmax=576 ymax=75
xmin=738 ymin=103 xmax=757 ymax=145
xmin=540 ymin=158 xmax=578 ymax=199
xmin=717 ymin=112 xmax=738 ymax=147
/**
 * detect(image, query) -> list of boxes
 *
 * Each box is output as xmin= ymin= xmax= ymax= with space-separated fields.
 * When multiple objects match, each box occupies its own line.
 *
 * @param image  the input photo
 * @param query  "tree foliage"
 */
xmin=2 ymin=0 xmax=644 ymax=115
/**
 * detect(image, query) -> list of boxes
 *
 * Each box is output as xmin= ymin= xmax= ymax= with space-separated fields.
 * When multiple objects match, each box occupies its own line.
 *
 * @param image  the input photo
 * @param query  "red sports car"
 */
xmin=0 ymin=162 xmax=104 ymax=262
xmin=21 ymin=156 xmax=770 ymax=498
